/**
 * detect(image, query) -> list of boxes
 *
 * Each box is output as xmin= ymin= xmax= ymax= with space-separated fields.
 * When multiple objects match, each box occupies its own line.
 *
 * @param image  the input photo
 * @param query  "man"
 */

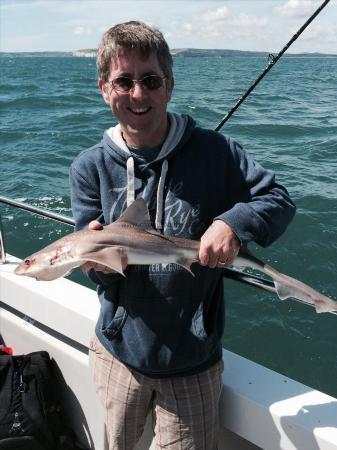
xmin=70 ymin=21 xmax=295 ymax=450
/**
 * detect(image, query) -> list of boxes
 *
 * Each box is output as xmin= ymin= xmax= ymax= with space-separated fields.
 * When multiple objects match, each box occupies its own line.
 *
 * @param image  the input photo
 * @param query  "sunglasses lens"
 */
xmin=111 ymin=75 xmax=165 ymax=92
xmin=142 ymin=75 xmax=164 ymax=90
xmin=113 ymin=77 xmax=134 ymax=92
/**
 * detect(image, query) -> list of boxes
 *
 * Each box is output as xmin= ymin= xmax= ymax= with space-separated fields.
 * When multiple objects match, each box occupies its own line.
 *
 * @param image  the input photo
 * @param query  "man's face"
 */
xmin=99 ymin=49 xmax=173 ymax=149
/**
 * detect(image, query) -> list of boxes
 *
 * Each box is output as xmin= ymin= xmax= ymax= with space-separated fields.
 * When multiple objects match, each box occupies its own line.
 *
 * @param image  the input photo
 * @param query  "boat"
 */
xmin=1 ymin=196 xmax=337 ymax=450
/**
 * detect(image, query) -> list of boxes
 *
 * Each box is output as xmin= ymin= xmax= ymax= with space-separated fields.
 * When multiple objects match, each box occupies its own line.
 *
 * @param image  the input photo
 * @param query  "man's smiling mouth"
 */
xmin=128 ymin=107 xmax=151 ymax=115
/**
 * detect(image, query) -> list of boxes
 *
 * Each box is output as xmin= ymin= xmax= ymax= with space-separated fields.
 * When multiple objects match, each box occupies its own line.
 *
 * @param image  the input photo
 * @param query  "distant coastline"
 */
xmin=1 ymin=48 xmax=336 ymax=58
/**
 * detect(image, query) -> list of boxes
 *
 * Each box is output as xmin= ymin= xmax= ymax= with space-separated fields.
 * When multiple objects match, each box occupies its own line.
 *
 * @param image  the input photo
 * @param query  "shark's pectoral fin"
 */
xmin=176 ymin=258 xmax=196 ymax=277
xmin=80 ymin=246 xmax=125 ymax=275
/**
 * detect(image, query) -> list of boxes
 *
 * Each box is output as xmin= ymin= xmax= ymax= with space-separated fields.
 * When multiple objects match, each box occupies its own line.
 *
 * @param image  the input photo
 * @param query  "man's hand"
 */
xmin=199 ymin=220 xmax=240 ymax=268
xmin=81 ymin=220 xmax=128 ymax=274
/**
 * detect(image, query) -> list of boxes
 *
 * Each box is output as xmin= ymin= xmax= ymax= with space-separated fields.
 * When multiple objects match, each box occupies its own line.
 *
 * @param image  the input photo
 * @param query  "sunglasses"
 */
xmin=108 ymin=75 xmax=167 ymax=93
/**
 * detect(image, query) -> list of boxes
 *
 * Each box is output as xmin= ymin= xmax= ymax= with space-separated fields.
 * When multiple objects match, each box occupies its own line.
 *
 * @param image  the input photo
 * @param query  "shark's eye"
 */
xmin=24 ymin=258 xmax=35 ymax=266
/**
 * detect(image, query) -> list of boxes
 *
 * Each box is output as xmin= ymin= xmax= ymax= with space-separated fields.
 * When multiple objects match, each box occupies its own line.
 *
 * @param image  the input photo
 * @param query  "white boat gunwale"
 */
xmin=1 ymin=255 xmax=337 ymax=450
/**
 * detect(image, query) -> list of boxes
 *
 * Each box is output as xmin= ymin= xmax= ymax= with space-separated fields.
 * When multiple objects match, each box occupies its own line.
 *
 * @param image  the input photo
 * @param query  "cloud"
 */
xmin=274 ymin=0 xmax=317 ymax=18
xmin=182 ymin=6 xmax=229 ymax=37
xmin=73 ymin=26 xmax=93 ymax=36
xmin=203 ymin=6 xmax=230 ymax=23
xmin=292 ymin=22 xmax=336 ymax=44
xmin=230 ymin=13 xmax=268 ymax=37
xmin=181 ymin=7 xmax=268 ymax=40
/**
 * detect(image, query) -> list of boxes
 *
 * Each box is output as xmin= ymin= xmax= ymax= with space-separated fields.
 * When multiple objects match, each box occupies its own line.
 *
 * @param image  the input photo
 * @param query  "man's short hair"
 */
xmin=97 ymin=21 xmax=173 ymax=82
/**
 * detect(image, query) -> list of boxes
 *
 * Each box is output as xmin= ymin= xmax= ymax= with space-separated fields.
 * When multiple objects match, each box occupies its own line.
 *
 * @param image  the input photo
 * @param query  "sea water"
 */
xmin=1 ymin=55 xmax=337 ymax=397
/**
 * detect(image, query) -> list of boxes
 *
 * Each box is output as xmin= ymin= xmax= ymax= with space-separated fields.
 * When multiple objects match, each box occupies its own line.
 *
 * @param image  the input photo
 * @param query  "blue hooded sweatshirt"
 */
xmin=69 ymin=113 xmax=295 ymax=377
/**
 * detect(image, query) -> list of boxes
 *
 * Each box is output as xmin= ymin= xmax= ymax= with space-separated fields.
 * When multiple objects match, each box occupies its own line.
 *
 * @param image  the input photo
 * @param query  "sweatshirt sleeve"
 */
xmin=215 ymin=138 xmax=296 ymax=247
xmin=69 ymin=160 xmax=122 ymax=286
xmin=69 ymin=164 xmax=102 ymax=231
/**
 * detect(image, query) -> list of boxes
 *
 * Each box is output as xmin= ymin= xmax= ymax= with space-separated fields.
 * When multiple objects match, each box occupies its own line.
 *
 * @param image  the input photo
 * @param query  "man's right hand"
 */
xmin=81 ymin=220 xmax=128 ymax=274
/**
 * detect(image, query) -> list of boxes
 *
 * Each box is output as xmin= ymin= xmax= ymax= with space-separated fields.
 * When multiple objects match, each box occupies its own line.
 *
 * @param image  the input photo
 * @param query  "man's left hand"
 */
xmin=199 ymin=220 xmax=241 ymax=268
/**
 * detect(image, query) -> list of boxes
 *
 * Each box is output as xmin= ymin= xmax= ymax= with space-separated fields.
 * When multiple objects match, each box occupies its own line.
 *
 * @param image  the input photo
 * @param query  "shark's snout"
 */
xmin=14 ymin=264 xmax=27 ymax=276
xmin=14 ymin=257 xmax=36 ymax=276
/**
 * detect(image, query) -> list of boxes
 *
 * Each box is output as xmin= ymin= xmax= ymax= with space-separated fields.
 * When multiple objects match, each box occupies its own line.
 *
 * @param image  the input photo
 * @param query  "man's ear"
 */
xmin=98 ymin=79 xmax=110 ymax=105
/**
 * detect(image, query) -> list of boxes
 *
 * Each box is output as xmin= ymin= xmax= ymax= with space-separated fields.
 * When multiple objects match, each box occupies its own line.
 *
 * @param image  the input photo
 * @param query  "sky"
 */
xmin=1 ymin=0 xmax=336 ymax=54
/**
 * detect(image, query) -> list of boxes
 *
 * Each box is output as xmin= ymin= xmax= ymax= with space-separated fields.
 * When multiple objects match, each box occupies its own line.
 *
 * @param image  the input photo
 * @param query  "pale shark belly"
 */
xmin=126 ymin=247 xmax=198 ymax=266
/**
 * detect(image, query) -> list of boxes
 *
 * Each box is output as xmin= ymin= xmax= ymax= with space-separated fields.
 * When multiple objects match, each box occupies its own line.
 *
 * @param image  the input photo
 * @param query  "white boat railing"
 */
xmin=0 ymin=215 xmax=5 ymax=264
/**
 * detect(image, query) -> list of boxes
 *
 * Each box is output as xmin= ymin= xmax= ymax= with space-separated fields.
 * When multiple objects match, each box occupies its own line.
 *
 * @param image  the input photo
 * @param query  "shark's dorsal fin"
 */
xmin=115 ymin=198 xmax=152 ymax=230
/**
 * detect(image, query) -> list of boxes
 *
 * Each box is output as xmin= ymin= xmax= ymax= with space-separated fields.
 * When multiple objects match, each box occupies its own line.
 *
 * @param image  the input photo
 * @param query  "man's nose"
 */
xmin=130 ymin=81 xmax=146 ymax=98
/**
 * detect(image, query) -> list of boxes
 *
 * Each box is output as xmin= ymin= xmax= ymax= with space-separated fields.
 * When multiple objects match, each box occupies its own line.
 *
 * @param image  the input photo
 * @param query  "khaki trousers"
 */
xmin=90 ymin=335 xmax=223 ymax=450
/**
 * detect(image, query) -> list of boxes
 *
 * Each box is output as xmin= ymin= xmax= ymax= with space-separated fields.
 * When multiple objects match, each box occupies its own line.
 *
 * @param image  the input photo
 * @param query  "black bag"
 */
xmin=0 ymin=350 xmax=84 ymax=450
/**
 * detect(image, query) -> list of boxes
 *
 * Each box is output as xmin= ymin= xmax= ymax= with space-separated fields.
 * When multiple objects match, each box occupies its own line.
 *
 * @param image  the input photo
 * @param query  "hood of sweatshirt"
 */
xmin=101 ymin=112 xmax=196 ymax=230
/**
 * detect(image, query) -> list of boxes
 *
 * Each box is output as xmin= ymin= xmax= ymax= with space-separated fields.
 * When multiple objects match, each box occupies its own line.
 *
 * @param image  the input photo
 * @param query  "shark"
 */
xmin=14 ymin=198 xmax=337 ymax=315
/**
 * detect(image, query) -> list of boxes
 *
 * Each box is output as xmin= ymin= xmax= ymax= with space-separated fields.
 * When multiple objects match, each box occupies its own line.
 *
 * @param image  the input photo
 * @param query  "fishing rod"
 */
xmin=214 ymin=0 xmax=331 ymax=132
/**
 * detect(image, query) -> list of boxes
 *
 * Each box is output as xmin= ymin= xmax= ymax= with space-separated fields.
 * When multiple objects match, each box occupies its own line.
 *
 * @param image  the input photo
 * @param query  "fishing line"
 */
xmin=214 ymin=0 xmax=331 ymax=132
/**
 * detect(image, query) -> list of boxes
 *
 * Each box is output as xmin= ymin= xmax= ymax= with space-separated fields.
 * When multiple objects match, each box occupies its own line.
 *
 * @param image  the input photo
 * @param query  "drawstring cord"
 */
xmin=155 ymin=159 xmax=168 ymax=231
xmin=126 ymin=155 xmax=168 ymax=231
xmin=126 ymin=157 xmax=135 ymax=207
